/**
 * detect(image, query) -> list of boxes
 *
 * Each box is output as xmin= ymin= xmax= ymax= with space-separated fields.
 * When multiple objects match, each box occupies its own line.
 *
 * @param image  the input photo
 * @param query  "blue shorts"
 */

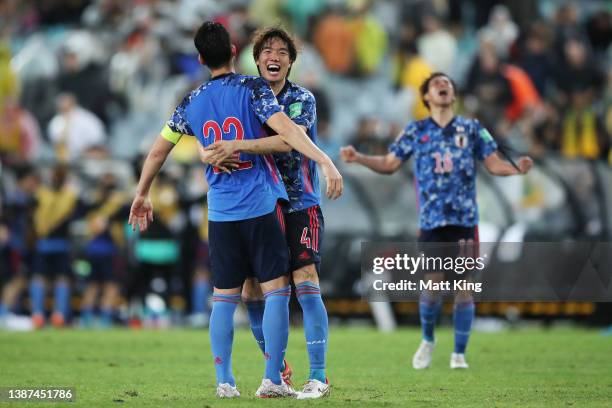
xmin=34 ymin=251 xmax=72 ymax=278
xmin=285 ymin=205 xmax=324 ymax=273
xmin=208 ymin=206 xmax=289 ymax=289
xmin=87 ymin=255 xmax=116 ymax=282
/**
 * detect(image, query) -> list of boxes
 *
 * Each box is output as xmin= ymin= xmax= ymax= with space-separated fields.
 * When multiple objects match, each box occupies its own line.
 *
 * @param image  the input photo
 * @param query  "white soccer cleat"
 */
xmin=450 ymin=352 xmax=469 ymax=369
xmin=412 ymin=340 xmax=435 ymax=369
xmin=255 ymin=379 xmax=297 ymax=398
xmin=296 ymin=379 xmax=331 ymax=400
xmin=216 ymin=383 xmax=240 ymax=398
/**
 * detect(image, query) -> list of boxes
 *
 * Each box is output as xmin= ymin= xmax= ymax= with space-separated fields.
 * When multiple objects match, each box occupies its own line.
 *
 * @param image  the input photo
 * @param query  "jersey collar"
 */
xmin=429 ymin=115 xmax=456 ymax=131
xmin=276 ymin=80 xmax=291 ymax=99
xmin=210 ymin=72 xmax=234 ymax=81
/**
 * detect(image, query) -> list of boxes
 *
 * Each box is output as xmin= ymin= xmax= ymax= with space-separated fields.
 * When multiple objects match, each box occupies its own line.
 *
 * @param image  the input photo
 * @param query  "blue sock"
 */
xmin=419 ymin=294 xmax=442 ymax=342
xmin=29 ymin=279 xmax=45 ymax=316
xmin=209 ymin=293 xmax=240 ymax=386
xmin=296 ymin=281 xmax=328 ymax=382
xmin=0 ymin=304 xmax=7 ymax=317
xmin=192 ymin=280 xmax=211 ymax=315
xmin=100 ymin=308 xmax=113 ymax=327
xmin=245 ymin=300 xmax=266 ymax=353
xmin=81 ymin=306 xmax=94 ymax=327
xmin=263 ymin=286 xmax=291 ymax=385
xmin=54 ymin=282 xmax=70 ymax=318
xmin=454 ymin=300 xmax=475 ymax=354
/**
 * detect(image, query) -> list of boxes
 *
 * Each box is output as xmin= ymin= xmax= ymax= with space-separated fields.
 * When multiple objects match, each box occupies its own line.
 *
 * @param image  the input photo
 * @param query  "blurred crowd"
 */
xmin=0 ymin=0 xmax=610 ymax=328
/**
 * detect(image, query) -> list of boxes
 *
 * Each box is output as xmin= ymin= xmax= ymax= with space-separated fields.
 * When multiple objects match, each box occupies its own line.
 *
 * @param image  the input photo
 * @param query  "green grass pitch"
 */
xmin=1 ymin=327 xmax=611 ymax=407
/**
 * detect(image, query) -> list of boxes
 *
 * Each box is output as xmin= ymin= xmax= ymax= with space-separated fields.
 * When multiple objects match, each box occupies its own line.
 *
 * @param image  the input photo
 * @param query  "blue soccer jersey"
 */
xmin=389 ymin=116 xmax=497 ymax=230
xmin=162 ymin=73 xmax=288 ymax=221
xmin=272 ymin=81 xmax=320 ymax=212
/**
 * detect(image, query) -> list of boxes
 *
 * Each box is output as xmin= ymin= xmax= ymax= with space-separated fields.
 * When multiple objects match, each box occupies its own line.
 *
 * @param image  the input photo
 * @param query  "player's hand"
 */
xmin=340 ymin=145 xmax=358 ymax=163
xmin=197 ymin=143 xmax=239 ymax=174
xmin=205 ymin=141 xmax=239 ymax=167
xmin=128 ymin=194 xmax=154 ymax=232
xmin=321 ymin=160 xmax=343 ymax=200
xmin=517 ymin=156 xmax=533 ymax=174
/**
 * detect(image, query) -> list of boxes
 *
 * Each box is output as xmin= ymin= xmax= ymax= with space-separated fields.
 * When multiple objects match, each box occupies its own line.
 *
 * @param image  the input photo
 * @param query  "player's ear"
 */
xmin=230 ymin=44 xmax=237 ymax=57
xmin=197 ymin=54 xmax=205 ymax=66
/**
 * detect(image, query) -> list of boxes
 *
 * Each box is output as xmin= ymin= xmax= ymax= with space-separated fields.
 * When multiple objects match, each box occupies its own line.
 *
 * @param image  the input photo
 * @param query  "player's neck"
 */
xmin=209 ymin=64 xmax=235 ymax=79
xmin=270 ymin=79 xmax=286 ymax=96
xmin=429 ymin=106 xmax=455 ymax=128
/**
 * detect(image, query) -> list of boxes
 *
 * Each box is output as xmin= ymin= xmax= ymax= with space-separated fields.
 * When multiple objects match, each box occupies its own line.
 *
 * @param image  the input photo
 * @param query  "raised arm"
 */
xmin=483 ymin=152 xmax=533 ymax=176
xmin=128 ymin=135 xmax=175 ymax=232
xmin=340 ymin=145 xmax=403 ymax=175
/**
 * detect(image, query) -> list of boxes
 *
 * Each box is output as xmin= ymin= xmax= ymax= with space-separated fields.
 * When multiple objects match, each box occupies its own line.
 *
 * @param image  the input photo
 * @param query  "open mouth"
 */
xmin=439 ymin=89 xmax=449 ymax=97
xmin=267 ymin=64 xmax=281 ymax=73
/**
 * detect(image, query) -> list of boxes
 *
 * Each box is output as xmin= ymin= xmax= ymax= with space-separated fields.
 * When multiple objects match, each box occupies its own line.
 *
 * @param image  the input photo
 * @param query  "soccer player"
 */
xmin=128 ymin=22 xmax=342 ymax=398
xmin=202 ymin=27 xmax=331 ymax=399
xmin=340 ymin=72 xmax=532 ymax=370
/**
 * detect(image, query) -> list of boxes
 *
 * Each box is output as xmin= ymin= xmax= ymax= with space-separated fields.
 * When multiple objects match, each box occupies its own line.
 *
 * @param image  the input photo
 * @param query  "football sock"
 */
xmin=210 ymin=293 xmax=240 ymax=386
xmin=100 ymin=308 xmax=113 ymax=327
xmin=81 ymin=306 xmax=94 ymax=327
xmin=54 ymin=281 xmax=70 ymax=318
xmin=263 ymin=285 xmax=291 ymax=385
xmin=29 ymin=279 xmax=45 ymax=316
xmin=419 ymin=294 xmax=442 ymax=342
xmin=453 ymin=300 xmax=475 ymax=354
xmin=192 ymin=279 xmax=211 ymax=315
xmin=296 ymin=281 xmax=328 ymax=382
xmin=245 ymin=300 xmax=266 ymax=353
xmin=0 ymin=304 xmax=7 ymax=317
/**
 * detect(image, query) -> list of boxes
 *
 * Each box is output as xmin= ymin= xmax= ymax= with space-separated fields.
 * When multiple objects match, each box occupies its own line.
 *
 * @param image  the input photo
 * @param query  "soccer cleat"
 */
xmin=412 ymin=339 xmax=435 ymax=369
xmin=296 ymin=378 xmax=331 ymax=400
xmin=50 ymin=312 xmax=65 ymax=328
xmin=215 ymin=383 xmax=240 ymax=398
xmin=255 ymin=379 xmax=297 ymax=398
xmin=32 ymin=314 xmax=45 ymax=329
xmin=450 ymin=352 xmax=469 ymax=369
xmin=281 ymin=358 xmax=293 ymax=386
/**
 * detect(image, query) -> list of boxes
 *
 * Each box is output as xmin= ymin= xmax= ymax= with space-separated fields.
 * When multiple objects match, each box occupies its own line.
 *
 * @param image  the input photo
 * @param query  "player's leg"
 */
xmin=100 ymin=281 xmax=119 ymax=328
xmin=286 ymin=205 xmax=330 ymax=398
xmin=51 ymin=252 xmax=71 ymax=327
xmin=451 ymin=235 xmax=477 ymax=369
xmin=413 ymin=272 xmax=443 ymax=369
xmin=451 ymin=289 xmax=474 ymax=369
xmin=208 ymin=220 xmax=246 ymax=397
xmin=30 ymin=252 xmax=47 ymax=328
xmin=80 ymin=280 xmax=99 ymax=328
xmin=246 ymin=207 xmax=294 ymax=397
xmin=241 ymin=277 xmax=265 ymax=353
xmin=190 ymin=240 xmax=212 ymax=328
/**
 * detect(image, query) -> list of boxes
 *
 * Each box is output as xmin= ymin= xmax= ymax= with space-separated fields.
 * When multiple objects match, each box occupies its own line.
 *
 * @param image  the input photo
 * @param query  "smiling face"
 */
xmin=423 ymin=75 xmax=455 ymax=109
xmin=256 ymin=37 xmax=292 ymax=85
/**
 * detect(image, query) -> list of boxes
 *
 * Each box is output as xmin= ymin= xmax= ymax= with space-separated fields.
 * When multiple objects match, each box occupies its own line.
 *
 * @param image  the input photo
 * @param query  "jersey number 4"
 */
xmin=433 ymin=151 xmax=453 ymax=174
xmin=203 ymin=117 xmax=253 ymax=174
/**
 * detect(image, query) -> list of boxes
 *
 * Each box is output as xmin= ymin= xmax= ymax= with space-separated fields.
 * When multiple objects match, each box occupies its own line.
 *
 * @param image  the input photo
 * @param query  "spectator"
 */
xmin=477 ymin=5 xmax=519 ymax=59
xmin=47 ymin=93 xmax=106 ymax=162
xmin=417 ymin=13 xmax=457 ymax=74
xmin=395 ymin=37 xmax=432 ymax=120
xmin=0 ymin=98 xmax=42 ymax=166
xmin=517 ymin=23 xmax=555 ymax=97
xmin=313 ymin=8 xmax=356 ymax=75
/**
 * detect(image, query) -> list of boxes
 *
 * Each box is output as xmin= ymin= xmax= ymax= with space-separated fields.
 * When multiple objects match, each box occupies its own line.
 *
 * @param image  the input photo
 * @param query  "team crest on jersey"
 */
xmin=455 ymin=133 xmax=468 ymax=148
xmin=289 ymin=102 xmax=302 ymax=118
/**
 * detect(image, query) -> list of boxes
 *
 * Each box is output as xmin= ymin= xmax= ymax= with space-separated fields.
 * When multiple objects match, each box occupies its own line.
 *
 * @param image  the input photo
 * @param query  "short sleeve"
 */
xmin=249 ymin=77 xmax=282 ymax=124
xmin=389 ymin=123 xmax=418 ymax=162
xmin=287 ymin=90 xmax=316 ymax=129
xmin=165 ymin=94 xmax=196 ymax=139
xmin=473 ymin=120 xmax=498 ymax=161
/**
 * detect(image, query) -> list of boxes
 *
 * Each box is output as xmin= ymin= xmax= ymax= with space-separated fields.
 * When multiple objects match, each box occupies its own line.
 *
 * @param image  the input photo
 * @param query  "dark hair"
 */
xmin=194 ymin=21 xmax=232 ymax=69
xmin=419 ymin=72 xmax=457 ymax=109
xmin=252 ymin=26 xmax=298 ymax=64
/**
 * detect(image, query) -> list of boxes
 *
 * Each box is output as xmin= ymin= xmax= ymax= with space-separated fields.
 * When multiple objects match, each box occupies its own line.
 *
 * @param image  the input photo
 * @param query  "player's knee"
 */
xmin=454 ymin=291 xmax=473 ymax=304
xmin=292 ymin=264 xmax=319 ymax=285
xmin=259 ymin=275 xmax=290 ymax=293
xmin=241 ymin=278 xmax=263 ymax=302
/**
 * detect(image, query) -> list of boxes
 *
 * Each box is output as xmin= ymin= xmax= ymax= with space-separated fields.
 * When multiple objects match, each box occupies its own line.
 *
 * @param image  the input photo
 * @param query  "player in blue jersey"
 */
xmin=341 ymin=72 xmax=532 ymax=370
xmin=201 ymin=27 xmax=331 ymax=399
xmin=128 ymin=22 xmax=342 ymax=399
